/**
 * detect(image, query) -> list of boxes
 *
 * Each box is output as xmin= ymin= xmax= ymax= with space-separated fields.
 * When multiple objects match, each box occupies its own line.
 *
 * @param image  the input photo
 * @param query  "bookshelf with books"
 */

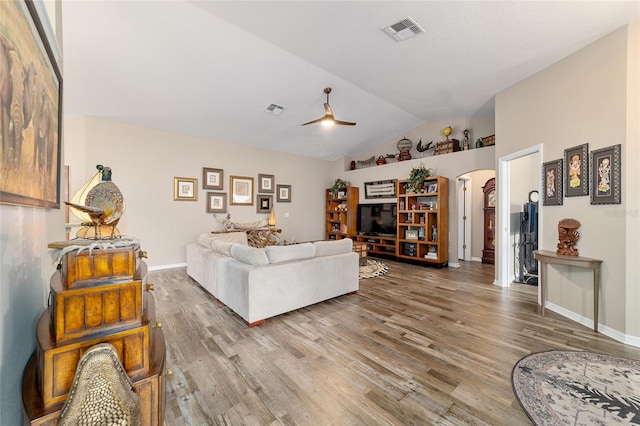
xmin=396 ymin=176 xmax=449 ymax=267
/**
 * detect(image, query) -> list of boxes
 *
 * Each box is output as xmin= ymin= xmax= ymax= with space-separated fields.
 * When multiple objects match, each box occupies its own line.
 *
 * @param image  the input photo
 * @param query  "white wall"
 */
xmin=496 ymin=24 xmax=639 ymax=340
xmin=64 ymin=117 xmax=335 ymax=268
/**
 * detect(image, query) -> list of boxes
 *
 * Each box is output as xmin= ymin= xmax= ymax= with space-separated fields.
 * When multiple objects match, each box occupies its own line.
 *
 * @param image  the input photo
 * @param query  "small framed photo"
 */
xmin=427 ymin=183 xmax=438 ymax=194
xmin=258 ymin=174 xmax=275 ymax=193
xmin=337 ymin=190 xmax=346 ymax=198
xmin=542 ymin=159 xmax=563 ymax=206
xmin=564 ymin=144 xmax=588 ymax=197
xmin=230 ymin=176 xmax=254 ymax=205
xmin=405 ymin=229 xmax=419 ymax=240
xmin=257 ymin=194 xmax=273 ymax=213
xmin=277 ymin=184 xmax=291 ymax=202
xmin=206 ymin=192 xmax=227 ymax=213
xmin=174 ymin=177 xmax=197 ymax=201
xmin=203 ymin=168 xmax=223 ymax=190
xmin=590 ymin=144 xmax=621 ymax=205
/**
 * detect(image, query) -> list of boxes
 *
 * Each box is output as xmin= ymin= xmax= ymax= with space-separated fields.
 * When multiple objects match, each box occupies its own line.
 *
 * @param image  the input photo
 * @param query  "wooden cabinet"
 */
xmin=22 ymin=240 xmax=165 ymax=425
xmin=325 ymin=186 xmax=359 ymax=240
xmin=396 ymin=176 xmax=449 ymax=267
xmin=482 ymin=178 xmax=496 ymax=264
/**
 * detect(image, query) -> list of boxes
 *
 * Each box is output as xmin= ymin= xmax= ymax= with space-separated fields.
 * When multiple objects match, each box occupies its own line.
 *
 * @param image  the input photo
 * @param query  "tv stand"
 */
xmin=354 ymin=234 xmax=396 ymax=257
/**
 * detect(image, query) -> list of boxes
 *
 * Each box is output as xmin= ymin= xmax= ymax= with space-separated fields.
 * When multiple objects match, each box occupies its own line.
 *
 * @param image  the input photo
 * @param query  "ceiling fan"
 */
xmin=301 ymin=87 xmax=356 ymax=127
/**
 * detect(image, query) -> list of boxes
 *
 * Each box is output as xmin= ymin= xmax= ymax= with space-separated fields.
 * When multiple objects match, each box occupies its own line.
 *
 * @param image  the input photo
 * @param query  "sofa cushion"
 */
xmin=230 ymin=244 xmax=269 ymax=265
xmin=198 ymin=231 xmax=248 ymax=249
xmin=265 ymin=243 xmax=316 ymax=264
xmin=313 ymin=238 xmax=353 ymax=257
xmin=210 ymin=240 xmax=235 ymax=257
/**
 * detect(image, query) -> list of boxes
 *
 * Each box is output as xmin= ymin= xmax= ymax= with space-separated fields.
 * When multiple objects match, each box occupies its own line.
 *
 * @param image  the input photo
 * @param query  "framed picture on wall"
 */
xmin=564 ymin=143 xmax=588 ymax=197
xmin=258 ymin=174 xmax=275 ymax=193
xmin=203 ymin=167 xmax=223 ymax=190
xmin=276 ymin=184 xmax=291 ymax=202
xmin=256 ymin=194 xmax=273 ymax=213
xmin=0 ymin=1 xmax=62 ymax=208
xmin=174 ymin=177 xmax=197 ymax=201
xmin=230 ymin=176 xmax=254 ymax=205
xmin=590 ymin=144 xmax=621 ymax=205
xmin=206 ymin=192 xmax=227 ymax=213
xmin=542 ymin=159 xmax=563 ymax=206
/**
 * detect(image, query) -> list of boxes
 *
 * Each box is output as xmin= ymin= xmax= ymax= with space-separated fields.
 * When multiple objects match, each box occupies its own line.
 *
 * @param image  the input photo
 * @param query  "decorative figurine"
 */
xmin=475 ymin=138 xmax=483 ymax=149
xmin=416 ymin=139 xmax=433 ymax=156
xmin=376 ymin=156 xmax=387 ymax=165
xmin=462 ymin=129 xmax=470 ymax=151
xmin=557 ymin=218 xmax=581 ymax=256
xmin=396 ymin=137 xmax=413 ymax=161
xmin=350 ymin=160 xmax=356 ymax=170
xmin=442 ymin=126 xmax=453 ymax=141
xmin=432 ymin=226 xmax=438 ymax=242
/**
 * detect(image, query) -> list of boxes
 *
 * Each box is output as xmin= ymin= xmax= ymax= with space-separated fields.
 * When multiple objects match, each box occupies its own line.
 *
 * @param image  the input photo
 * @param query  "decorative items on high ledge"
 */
xmin=557 ymin=218 xmax=581 ymax=256
xmin=405 ymin=163 xmax=432 ymax=193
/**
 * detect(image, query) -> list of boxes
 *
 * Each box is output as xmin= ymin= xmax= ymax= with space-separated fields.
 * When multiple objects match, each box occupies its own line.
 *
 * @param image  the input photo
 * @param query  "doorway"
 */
xmin=497 ymin=145 xmax=542 ymax=294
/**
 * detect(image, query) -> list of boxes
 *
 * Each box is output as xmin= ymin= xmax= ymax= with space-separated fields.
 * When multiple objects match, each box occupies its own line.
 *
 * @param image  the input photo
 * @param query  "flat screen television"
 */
xmin=357 ymin=203 xmax=397 ymax=236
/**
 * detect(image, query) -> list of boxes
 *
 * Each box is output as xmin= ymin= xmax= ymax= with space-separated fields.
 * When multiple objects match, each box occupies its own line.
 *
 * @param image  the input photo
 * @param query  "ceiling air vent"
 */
xmin=264 ymin=103 xmax=284 ymax=116
xmin=382 ymin=17 xmax=425 ymax=42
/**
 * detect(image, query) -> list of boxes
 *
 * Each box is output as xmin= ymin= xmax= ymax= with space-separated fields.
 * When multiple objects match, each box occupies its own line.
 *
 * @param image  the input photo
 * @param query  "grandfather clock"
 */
xmin=482 ymin=178 xmax=496 ymax=264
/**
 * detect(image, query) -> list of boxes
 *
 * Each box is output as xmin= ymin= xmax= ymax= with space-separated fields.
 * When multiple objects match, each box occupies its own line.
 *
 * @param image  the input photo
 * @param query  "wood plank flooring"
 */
xmin=151 ymin=259 xmax=640 ymax=425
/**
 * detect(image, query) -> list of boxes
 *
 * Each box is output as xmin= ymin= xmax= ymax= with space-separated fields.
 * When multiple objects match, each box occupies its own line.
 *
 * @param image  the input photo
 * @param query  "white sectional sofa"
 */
xmin=186 ymin=233 xmax=359 ymax=325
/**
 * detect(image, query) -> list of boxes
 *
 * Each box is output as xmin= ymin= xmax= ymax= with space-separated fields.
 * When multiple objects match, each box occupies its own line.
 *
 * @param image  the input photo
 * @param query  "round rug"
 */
xmin=359 ymin=259 xmax=388 ymax=279
xmin=512 ymin=350 xmax=640 ymax=425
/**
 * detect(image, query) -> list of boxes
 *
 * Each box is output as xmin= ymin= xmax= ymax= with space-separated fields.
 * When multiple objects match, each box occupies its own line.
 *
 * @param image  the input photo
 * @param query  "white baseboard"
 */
xmin=471 ymin=256 xmax=482 ymax=262
xmin=545 ymin=302 xmax=640 ymax=348
xmin=149 ymin=263 xmax=186 ymax=271
xmin=448 ymin=262 xmax=461 ymax=268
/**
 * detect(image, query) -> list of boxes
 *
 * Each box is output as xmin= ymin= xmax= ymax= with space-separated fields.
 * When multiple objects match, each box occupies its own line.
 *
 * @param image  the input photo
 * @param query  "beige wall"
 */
xmin=496 ymin=24 xmax=639 ymax=341
xmin=64 ymin=117 xmax=334 ymax=268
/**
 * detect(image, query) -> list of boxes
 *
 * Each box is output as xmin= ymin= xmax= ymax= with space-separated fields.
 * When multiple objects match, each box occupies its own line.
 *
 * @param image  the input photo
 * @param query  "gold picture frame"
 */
xmin=230 ymin=175 xmax=254 ymax=206
xmin=174 ymin=177 xmax=197 ymax=201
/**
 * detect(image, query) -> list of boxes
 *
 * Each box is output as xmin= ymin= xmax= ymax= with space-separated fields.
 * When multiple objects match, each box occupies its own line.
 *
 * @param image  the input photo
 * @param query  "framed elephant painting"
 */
xmin=0 ymin=0 xmax=62 ymax=208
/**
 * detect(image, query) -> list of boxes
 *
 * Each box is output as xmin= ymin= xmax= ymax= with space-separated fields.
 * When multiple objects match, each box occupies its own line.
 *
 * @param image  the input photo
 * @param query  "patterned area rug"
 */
xmin=359 ymin=259 xmax=388 ymax=279
xmin=512 ymin=350 xmax=640 ymax=425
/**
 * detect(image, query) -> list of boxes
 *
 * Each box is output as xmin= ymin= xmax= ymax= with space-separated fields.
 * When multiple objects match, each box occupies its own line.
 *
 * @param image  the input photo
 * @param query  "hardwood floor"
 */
xmin=151 ymin=259 xmax=640 ymax=425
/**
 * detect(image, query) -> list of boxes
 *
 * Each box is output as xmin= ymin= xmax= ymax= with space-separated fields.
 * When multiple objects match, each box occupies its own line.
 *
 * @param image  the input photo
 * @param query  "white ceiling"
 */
xmin=61 ymin=1 xmax=639 ymax=161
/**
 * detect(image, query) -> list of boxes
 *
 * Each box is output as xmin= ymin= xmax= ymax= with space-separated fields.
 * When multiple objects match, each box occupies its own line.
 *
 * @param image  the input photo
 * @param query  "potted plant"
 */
xmin=406 ymin=163 xmax=432 ymax=193
xmin=330 ymin=178 xmax=348 ymax=198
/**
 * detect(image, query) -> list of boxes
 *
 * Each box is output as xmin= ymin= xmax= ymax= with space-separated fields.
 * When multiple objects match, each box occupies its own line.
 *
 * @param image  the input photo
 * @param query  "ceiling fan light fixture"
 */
xmin=300 ymin=87 xmax=356 ymax=127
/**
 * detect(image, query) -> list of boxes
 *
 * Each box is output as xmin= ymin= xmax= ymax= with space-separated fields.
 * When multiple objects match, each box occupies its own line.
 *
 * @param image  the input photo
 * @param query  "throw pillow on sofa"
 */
xmin=313 ymin=238 xmax=352 ymax=257
xmin=230 ymin=244 xmax=269 ymax=266
xmin=210 ymin=240 xmax=235 ymax=257
xmin=265 ymin=243 xmax=316 ymax=264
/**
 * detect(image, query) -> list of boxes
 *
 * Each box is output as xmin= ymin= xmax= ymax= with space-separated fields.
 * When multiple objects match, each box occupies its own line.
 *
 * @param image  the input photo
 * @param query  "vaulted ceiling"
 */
xmin=61 ymin=1 xmax=639 ymax=160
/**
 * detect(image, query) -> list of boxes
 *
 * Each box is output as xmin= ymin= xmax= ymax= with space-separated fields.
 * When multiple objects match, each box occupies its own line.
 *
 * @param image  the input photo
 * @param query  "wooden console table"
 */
xmin=533 ymin=250 xmax=603 ymax=332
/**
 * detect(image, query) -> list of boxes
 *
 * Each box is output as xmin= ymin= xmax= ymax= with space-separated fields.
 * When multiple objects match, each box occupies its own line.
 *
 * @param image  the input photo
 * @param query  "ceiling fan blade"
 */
xmin=300 ymin=116 xmax=327 ymax=126
xmin=333 ymin=119 xmax=357 ymax=126
xmin=324 ymin=103 xmax=333 ymax=117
